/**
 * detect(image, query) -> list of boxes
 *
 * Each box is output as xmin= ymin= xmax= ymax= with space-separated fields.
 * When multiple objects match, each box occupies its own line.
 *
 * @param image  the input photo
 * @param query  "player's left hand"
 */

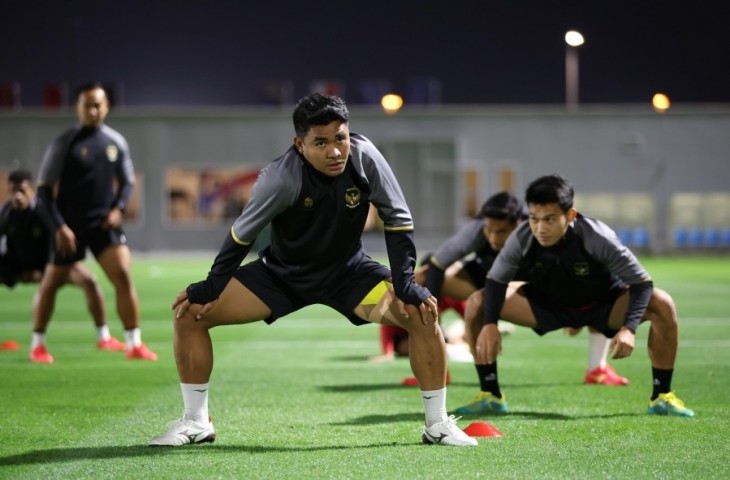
xmin=609 ymin=327 xmax=635 ymax=359
xmin=475 ymin=323 xmax=502 ymax=364
xmin=398 ymin=295 xmax=439 ymax=326
xmin=102 ymin=207 xmax=123 ymax=229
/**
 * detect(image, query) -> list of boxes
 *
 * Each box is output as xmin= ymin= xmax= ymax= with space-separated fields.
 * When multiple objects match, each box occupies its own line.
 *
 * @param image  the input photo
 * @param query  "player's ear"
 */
xmin=567 ymin=207 xmax=578 ymax=221
xmin=293 ymin=136 xmax=303 ymax=154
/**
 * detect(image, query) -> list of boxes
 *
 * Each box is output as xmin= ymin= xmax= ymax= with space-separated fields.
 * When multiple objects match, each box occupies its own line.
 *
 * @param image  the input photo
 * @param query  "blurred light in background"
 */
xmin=652 ymin=92 xmax=671 ymax=112
xmin=565 ymin=30 xmax=585 ymax=47
xmin=381 ymin=94 xmax=403 ymax=115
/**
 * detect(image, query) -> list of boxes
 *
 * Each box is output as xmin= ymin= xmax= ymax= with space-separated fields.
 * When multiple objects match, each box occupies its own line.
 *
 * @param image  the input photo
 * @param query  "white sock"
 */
xmin=181 ymin=383 xmax=210 ymax=423
xmin=421 ymin=388 xmax=448 ymax=427
xmin=588 ymin=331 xmax=610 ymax=370
xmin=125 ymin=328 xmax=142 ymax=349
xmin=31 ymin=332 xmax=46 ymax=349
xmin=97 ymin=324 xmax=111 ymax=341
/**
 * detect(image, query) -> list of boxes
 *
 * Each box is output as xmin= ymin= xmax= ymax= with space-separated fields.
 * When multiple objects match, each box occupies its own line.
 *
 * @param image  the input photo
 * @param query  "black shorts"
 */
xmin=522 ymin=283 xmax=624 ymax=338
xmin=52 ymin=225 xmax=127 ymax=266
xmin=233 ymin=257 xmax=391 ymax=326
xmin=461 ymin=257 xmax=488 ymax=289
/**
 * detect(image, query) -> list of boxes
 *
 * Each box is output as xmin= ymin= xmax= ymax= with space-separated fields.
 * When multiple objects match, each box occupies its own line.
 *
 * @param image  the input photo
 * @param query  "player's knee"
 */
xmin=400 ymin=315 xmax=441 ymax=338
xmin=647 ymin=288 xmax=678 ymax=325
xmin=464 ymin=290 xmax=483 ymax=326
xmin=172 ymin=306 xmax=203 ymax=332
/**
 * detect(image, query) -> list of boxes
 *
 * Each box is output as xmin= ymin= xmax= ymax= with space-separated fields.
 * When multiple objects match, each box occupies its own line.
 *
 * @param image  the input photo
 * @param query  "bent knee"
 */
xmin=172 ymin=306 xmax=207 ymax=331
xmin=647 ymin=288 xmax=677 ymax=322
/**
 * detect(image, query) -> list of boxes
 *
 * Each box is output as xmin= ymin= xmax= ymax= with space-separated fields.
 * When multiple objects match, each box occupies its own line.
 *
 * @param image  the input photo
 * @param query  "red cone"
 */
xmin=463 ymin=421 xmax=503 ymax=437
xmin=1 ymin=340 xmax=20 ymax=351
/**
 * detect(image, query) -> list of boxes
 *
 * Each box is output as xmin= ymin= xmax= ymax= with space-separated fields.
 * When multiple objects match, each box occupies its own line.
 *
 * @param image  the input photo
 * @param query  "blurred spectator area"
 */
xmin=575 ymin=192 xmax=730 ymax=251
xmin=670 ymin=193 xmax=730 ymax=249
xmin=165 ymin=167 xmax=261 ymax=225
xmin=575 ymin=193 xmax=655 ymax=250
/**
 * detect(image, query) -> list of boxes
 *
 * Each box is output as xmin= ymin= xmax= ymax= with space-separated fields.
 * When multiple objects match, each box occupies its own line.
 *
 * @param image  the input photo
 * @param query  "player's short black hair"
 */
xmin=525 ymin=174 xmax=574 ymax=212
xmin=292 ymin=93 xmax=349 ymax=138
xmin=477 ymin=191 xmax=523 ymax=223
xmin=8 ymin=169 xmax=33 ymax=185
xmin=75 ymin=82 xmax=108 ymax=102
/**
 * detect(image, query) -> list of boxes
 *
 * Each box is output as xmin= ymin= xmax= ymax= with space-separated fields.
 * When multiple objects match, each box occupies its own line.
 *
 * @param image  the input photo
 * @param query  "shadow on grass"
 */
xmin=318 ymin=380 xmax=578 ymax=392
xmin=0 ymin=442 xmax=403 ymax=467
xmin=331 ymin=410 xmax=645 ymax=426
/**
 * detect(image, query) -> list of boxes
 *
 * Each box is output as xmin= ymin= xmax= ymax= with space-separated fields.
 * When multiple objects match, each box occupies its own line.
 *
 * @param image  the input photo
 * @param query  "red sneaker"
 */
xmin=584 ymin=364 xmax=629 ymax=386
xmin=30 ymin=345 xmax=54 ymax=364
xmin=97 ymin=336 xmax=126 ymax=352
xmin=126 ymin=343 xmax=158 ymax=361
xmin=1 ymin=340 xmax=20 ymax=351
xmin=401 ymin=370 xmax=452 ymax=387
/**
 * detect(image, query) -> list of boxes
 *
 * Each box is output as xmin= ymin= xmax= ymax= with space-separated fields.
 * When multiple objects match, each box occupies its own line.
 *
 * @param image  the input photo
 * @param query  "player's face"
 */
xmin=527 ymin=203 xmax=576 ymax=247
xmin=10 ymin=180 xmax=34 ymax=211
xmin=294 ymin=121 xmax=351 ymax=177
xmin=76 ymin=88 xmax=109 ymax=128
xmin=482 ymin=217 xmax=517 ymax=251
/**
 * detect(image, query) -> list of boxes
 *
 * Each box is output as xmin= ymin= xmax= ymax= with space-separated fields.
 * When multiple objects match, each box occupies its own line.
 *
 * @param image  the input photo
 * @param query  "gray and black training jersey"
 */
xmin=488 ymin=213 xmax=651 ymax=309
xmin=37 ymin=124 xmax=135 ymax=228
xmin=230 ymin=133 xmax=414 ymax=297
xmin=431 ymin=218 xmax=498 ymax=270
xmin=426 ymin=218 xmax=498 ymax=297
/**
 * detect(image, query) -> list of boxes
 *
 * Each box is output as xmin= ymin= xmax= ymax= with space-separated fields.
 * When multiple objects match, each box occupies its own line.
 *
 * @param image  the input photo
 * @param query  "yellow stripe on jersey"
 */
xmin=383 ymin=225 xmax=414 ymax=232
xmin=360 ymin=280 xmax=391 ymax=306
xmin=230 ymin=227 xmax=252 ymax=246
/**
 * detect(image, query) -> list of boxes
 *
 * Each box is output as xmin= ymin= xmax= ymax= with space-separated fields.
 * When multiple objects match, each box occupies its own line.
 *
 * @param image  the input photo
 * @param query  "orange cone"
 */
xmin=463 ymin=421 xmax=503 ymax=437
xmin=1 ymin=340 xmax=20 ymax=351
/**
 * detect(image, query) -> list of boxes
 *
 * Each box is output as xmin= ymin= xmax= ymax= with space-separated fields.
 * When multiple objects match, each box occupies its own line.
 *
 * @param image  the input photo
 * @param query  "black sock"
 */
xmin=475 ymin=363 xmax=502 ymax=398
xmin=651 ymin=367 xmax=674 ymax=400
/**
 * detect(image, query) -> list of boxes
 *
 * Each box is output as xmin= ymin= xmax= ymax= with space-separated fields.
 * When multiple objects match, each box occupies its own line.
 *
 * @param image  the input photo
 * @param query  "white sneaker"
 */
xmin=422 ymin=415 xmax=478 ymax=446
xmin=149 ymin=417 xmax=216 ymax=446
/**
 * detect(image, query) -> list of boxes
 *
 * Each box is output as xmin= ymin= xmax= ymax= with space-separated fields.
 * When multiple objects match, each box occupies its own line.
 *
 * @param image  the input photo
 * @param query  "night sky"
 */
xmin=2 ymin=0 xmax=729 ymax=107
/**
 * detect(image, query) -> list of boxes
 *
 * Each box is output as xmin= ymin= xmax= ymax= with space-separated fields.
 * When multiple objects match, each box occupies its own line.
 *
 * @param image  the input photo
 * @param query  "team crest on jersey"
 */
xmin=80 ymin=146 xmax=88 ymax=158
xmin=106 ymin=145 xmax=119 ymax=162
xmin=344 ymin=187 xmax=361 ymax=208
xmin=574 ymin=262 xmax=590 ymax=276
xmin=303 ymin=197 xmax=314 ymax=209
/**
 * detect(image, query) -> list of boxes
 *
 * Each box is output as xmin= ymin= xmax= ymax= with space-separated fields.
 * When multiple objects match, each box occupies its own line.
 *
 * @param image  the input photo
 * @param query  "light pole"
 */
xmin=565 ymin=30 xmax=585 ymax=109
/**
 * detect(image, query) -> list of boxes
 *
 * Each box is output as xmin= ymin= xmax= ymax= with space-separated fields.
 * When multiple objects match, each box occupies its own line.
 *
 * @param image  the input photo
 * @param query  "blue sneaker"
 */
xmin=647 ymin=392 xmax=695 ymax=417
xmin=454 ymin=391 xmax=508 ymax=414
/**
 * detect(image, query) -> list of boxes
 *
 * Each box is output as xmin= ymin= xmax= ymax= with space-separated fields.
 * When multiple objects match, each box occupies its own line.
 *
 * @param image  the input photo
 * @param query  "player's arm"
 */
xmin=0 ymin=202 xmax=11 ymax=235
xmin=184 ymin=163 xmax=292 ymax=308
xmin=582 ymin=218 xmax=654 ymax=333
xmin=359 ymin=138 xmax=432 ymax=306
xmin=184 ymin=228 xmax=254 ymax=305
xmin=36 ymin=131 xmax=73 ymax=230
xmin=475 ymin=228 xmax=526 ymax=363
xmin=111 ymin=133 xmax=136 ymax=213
xmin=425 ymin=219 xmax=484 ymax=298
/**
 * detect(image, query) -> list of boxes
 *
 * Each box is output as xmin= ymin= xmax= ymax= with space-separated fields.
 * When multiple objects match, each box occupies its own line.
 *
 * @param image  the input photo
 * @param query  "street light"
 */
xmin=565 ymin=30 xmax=585 ymax=109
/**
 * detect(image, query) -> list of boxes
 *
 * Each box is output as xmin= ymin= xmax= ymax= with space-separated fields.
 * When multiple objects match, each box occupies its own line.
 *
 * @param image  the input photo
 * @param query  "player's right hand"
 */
xmin=475 ymin=323 xmax=502 ymax=364
xmin=55 ymin=225 xmax=77 ymax=256
xmin=172 ymin=288 xmax=218 ymax=320
xmin=398 ymin=295 xmax=439 ymax=326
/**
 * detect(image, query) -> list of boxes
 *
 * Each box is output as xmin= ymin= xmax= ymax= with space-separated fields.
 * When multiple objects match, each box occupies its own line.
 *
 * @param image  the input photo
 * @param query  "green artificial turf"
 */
xmin=1 ymin=255 xmax=728 ymax=479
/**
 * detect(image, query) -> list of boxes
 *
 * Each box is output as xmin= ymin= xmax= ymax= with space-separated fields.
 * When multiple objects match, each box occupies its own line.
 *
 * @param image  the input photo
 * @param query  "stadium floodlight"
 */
xmin=565 ymin=30 xmax=585 ymax=109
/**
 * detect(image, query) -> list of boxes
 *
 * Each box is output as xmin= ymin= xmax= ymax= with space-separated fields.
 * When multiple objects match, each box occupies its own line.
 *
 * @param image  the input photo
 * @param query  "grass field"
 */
xmin=1 ymin=255 xmax=729 ymax=479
